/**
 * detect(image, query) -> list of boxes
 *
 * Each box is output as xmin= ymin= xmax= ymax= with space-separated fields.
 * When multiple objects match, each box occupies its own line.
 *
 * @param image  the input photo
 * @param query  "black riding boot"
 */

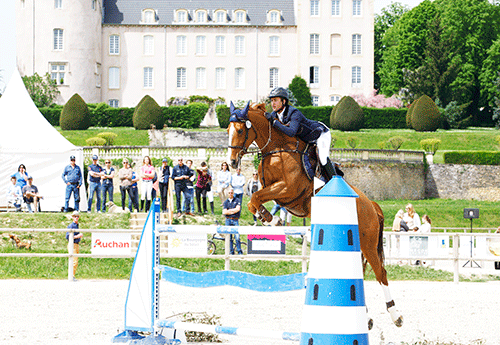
xmin=140 ymin=200 xmax=144 ymax=212
xmin=145 ymin=200 xmax=151 ymax=212
xmin=210 ymin=201 xmax=215 ymax=215
xmin=322 ymin=157 xmax=343 ymax=181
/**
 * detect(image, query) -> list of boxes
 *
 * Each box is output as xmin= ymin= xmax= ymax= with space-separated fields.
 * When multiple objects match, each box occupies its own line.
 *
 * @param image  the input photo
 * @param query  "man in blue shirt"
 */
xmin=171 ymin=158 xmax=193 ymax=216
xmin=158 ymin=158 xmax=171 ymax=212
xmin=87 ymin=155 xmax=103 ymax=213
xmin=230 ymin=168 xmax=245 ymax=204
xmin=62 ymin=155 xmax=83 ymax=212
xmin=66 ymin=211 xmax=83 ymax=280
xmin=222 ymin=188 xmax=243 ymax=255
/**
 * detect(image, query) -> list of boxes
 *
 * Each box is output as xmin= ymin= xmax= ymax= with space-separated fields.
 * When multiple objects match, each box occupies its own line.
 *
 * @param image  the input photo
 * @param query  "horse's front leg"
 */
xmin=248 ymin=181 xmax=288 ymax=224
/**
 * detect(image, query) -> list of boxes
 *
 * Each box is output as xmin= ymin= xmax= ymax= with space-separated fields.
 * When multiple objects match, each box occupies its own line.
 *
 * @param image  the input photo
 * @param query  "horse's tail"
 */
xmin=371 ymin=201 xmax=385 ymax=266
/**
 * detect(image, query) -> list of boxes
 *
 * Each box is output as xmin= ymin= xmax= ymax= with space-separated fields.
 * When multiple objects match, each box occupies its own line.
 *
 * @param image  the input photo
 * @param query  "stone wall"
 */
xmin=149 ymin=130 xmax=228 ymax=148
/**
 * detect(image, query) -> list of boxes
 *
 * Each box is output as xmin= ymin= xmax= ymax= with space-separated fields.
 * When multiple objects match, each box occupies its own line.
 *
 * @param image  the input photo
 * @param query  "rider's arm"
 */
xmin=272 ymin=110 xmax=302 ymax=137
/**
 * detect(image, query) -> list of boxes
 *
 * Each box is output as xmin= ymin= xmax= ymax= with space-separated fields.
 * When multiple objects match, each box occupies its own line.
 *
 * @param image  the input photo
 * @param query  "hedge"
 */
xmin=361 ymin=107 xmax=407 ymax=129
xmin=164 ymin=103 xmax=208 ymax=128
xmin=443 ymin=151 xmax=500 ymax=165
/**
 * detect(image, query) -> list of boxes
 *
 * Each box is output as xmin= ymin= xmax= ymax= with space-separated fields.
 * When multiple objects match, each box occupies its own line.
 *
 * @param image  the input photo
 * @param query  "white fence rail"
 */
xmin=2 ymin=227 xmax=498 ymax=283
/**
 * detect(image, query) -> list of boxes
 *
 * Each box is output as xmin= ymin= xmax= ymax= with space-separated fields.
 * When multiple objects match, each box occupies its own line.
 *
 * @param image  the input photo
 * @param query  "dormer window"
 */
xmin=196 ymin=10 xmax=207 ymax=23
xmin=176 ymin=9 xmax=189 ymax=23
xmin=215 ymin=10 xmax=227 ymax=24
xmin=234 ymin=10 xmax=246 ymax=24
xmin=267 ymin=10 xmax=282 ymax=24
xmin=141 ymin=9 xmax=158 ymax=24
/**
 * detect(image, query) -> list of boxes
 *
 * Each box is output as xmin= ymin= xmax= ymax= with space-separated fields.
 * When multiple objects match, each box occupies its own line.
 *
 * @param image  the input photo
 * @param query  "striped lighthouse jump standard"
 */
xmin=300 ymin=176 xmax=369 ymax=345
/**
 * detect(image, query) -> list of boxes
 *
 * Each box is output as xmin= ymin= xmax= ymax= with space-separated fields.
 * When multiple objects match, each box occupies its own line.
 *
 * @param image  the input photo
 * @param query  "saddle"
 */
xmin=301 ymin=144 xmax=343 ymax=181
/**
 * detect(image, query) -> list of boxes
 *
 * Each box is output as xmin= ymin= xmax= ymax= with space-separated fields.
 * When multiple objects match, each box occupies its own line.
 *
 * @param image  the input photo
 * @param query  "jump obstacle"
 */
xmin=113 ymin=176 xmax=370 ymax=345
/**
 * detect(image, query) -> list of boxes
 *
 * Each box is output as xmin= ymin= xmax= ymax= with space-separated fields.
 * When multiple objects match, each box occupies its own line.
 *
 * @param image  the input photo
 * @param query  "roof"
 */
xmin=103 ymin=0 xmax=296 ymax=26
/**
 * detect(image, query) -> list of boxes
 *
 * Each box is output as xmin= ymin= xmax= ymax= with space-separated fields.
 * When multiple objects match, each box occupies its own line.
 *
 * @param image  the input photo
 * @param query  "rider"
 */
xmin=265 ymin=87 xmax=340 ymax=180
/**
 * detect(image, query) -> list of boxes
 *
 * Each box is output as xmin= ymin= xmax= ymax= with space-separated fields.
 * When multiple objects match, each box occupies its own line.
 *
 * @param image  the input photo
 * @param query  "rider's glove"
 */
xmin=265 ymin=112 xmax=275 ymax=125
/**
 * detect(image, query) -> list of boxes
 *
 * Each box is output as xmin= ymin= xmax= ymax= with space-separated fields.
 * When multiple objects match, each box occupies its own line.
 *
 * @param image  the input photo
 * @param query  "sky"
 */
xmin=0 ymin=0 xmax=423 ymax=91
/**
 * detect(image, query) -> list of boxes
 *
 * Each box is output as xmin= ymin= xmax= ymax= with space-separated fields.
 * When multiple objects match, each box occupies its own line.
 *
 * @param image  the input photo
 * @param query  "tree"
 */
xmin=374 ymin=2 xmax=409 ymax=90
xmin=288 ymin=76 xmax=312 ymax=106
xmin=22 ymin=72 xmax=60 ymax=107
xmin=479 ymin=38 xmax=500 ymax=108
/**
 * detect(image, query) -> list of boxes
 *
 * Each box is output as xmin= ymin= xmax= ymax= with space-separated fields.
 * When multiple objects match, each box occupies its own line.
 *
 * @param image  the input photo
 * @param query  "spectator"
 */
xmin=271 ymin=202 xmax=292 ymax=226
xmin=231 ymin=167 xmax=245 ymax=204
xmin=22 ymin=176 xmax=43 ymax=213
xmin=158 ymin=158 xmax=171 ymax=213
xmin=172 ymin=158 xmax=193 ymax=216
xmin=101 ymin=159 xmax=115 ymax=212
xmin=184 ymin=160 xmax=196 ymax=215
xmin=128 ymin=170 xmax=140 ymax=213
xmin=418 ymin=215 xmax=432 ymax=233
xmin=403 ymin=203 xmax=421 ymax=231
xmin=6 ymin=176 xmax=22 ymax=211
xmin=87 ymin=155 xmax=103 ymax=213
xmin=222 ymin=188 xmax=243 ymax=255
xmin=140 ymin=156 xmax=155 ymax=212
xmin=195 ymin=162 xmax=212 ymax=214
xmin=62 ymin=155 xmax=83 ymax=212
xmin=206 ymin=164 xmax=215 ymax=215
xmin=66 ymin=211 xmax=83 ymax=281
xmin=245 ymin=172 xmax=261 ymax=225
xmin=118 ymin=159 xmax=135 ymax=212
xmin=392 ymin=209 xmax=409 ymax=232
xmin=12 ymin=164 xmax=29 ymax=189
xmin=217 ymin=162 xmax=231 ymax=205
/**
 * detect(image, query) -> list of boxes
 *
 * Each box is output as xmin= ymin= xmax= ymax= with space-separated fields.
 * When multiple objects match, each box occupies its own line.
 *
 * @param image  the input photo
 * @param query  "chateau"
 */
xmin=15 ymin=0 xmax=374 ymax=107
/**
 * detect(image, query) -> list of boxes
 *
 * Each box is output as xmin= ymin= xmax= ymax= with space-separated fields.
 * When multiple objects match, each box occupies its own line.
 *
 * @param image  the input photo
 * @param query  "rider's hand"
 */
xmin=265 ymin=112 xmax=275 ymax=125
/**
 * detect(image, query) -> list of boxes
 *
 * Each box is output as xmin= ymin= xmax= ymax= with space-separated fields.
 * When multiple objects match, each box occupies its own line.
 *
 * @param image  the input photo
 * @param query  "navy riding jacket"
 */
xmin=271 ymin=105 xmax=327 ymax=143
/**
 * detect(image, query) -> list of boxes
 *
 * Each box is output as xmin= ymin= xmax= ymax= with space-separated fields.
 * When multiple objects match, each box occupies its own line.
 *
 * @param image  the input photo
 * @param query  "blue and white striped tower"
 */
xmin=300 ymin=176 xmax=369 ymax=345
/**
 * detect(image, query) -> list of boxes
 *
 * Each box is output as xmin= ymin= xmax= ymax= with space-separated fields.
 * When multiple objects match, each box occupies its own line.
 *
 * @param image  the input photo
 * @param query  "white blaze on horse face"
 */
xmin=228 ymin=123 xmax=236 ymax=159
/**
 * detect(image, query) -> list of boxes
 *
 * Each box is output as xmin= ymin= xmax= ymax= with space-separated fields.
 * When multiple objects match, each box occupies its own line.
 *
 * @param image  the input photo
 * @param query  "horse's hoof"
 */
xmin=394 ymin=315 xmax=403 ymax=327
xmin=367 ymin=318 xmax=373 ymax=330
xmin=270 ymin=216 xmax=282 ymax=226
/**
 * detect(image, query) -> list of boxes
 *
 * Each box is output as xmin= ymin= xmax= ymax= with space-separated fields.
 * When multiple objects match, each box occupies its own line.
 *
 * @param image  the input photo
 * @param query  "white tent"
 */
xmin=0 ymin=69 xmax=87 ymax=211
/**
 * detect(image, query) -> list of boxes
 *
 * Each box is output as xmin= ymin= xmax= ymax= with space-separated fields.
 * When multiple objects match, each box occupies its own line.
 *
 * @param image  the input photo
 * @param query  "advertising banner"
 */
xmin=167 ymin=233 xmax=207 ymax=256
xmin=247 ymin=234 xmax=286 ymax=254
xmin=91 ymin=232 xmax=132 ymax=255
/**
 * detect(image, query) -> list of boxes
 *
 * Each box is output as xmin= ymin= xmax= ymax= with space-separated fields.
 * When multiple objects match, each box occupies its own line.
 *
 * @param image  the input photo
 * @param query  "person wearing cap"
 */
xmin=158 ymin=158 xmax=171 ymax=213
xmin=87 ymin=155 xmax=103 ymax=213
xmin=171 ymin=157 xmax=193 ymax=216
xmin=62 ymin=155 xmax=83 ymax=212
xmin=265 ymin=87 xmax=339 ymax=180
xmin=66 ymin=211 xmax=83 ymax=280
xmin=195 ymin=161 xmax=212 ymax=214
xmin=101 ymin=159 xmax=115 ymax=212
xmin=22 ymin=176 xmax=43 ymax=213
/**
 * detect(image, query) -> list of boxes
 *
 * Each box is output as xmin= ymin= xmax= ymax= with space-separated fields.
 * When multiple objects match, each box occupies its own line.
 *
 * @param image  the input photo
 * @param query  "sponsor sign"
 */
xmin=167 ymin=233 xmax=207 ymax=256
xmin=248 ymin=234 xmax=286 ymax=255
xmin=92 ymin=232 xmax=132 ymax=255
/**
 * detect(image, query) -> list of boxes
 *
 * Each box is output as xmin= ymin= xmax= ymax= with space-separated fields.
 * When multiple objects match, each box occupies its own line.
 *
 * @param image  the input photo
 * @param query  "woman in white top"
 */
xmin=417 ymin=215 xmax=431 ymax=233
xmin=403 ymin=203 xmax=421 ymax=231
xmin=217 ymin=162 xmax=232 ymax=204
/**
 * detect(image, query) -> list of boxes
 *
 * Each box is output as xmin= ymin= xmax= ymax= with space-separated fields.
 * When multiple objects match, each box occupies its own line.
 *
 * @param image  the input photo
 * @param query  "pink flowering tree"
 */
xmin=350 ymin=90 xmax=403 ymax=109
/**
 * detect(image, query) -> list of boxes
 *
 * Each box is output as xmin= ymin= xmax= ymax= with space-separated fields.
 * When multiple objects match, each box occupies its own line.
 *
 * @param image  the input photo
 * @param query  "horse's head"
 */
xmin=227 ymin=101 xmax=258 ymax=169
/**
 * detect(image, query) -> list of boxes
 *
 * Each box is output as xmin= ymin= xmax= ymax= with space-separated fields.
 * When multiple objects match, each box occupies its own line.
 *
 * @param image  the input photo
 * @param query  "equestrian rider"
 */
xmin=265 ymin=87 xmax=339 ymax=180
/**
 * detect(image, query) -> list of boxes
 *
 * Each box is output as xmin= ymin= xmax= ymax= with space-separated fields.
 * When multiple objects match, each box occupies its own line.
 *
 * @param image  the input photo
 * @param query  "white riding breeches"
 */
xmin=316 ymin=130 xmax=331 ymax=166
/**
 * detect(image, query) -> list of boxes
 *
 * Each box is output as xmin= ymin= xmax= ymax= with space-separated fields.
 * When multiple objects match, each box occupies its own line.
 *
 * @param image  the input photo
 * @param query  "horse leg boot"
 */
xmin=210 ymin=201 xmax=214 ymax=214
xmin=382 ymin=284 xmax=403 ymax=327
xmin=258 ymin=205 xmax=273 ymax=223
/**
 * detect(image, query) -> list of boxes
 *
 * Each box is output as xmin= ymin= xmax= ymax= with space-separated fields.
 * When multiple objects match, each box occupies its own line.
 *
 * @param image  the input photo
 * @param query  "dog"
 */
xmin=9 ymin=234 xmax=32 ymax=250
xmin=105 ymin=201 xmax=129 ymax=214
xmin=61 ymin=206 xmax=75 ymax=213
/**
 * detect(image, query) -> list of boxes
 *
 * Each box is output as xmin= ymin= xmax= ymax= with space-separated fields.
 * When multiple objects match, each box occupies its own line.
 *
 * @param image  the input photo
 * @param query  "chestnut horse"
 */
xmin=228 ymin=102 xmax=403 ymax=328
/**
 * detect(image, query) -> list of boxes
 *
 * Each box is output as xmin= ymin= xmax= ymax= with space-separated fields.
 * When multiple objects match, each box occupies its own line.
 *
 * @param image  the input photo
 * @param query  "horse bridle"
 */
xmin=228 ymin=119 xmax=273 ymax=161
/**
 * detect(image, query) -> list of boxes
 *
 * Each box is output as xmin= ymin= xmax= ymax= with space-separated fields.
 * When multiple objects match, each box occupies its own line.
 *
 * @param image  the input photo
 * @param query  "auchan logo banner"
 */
xmin=91 ymin=233 xmax=132 ymax=255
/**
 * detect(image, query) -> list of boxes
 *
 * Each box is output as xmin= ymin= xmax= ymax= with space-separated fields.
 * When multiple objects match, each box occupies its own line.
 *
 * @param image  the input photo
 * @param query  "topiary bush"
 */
xmin=330 ymin=96 xmax=364 ymax=131
xmin=96 ymin=132 xmax=118 ymax=146
xmin=164 ymin=102 xmax=209 ymax=128
xmin=387 ymin=136 xmax=405 ymax=150
xmin=288 ymin=75 xmax=312 ymax=106
xmin=60 ymin=93 xmax=91 ymax=130
xmin=133 ymin=95 xmax=164 ymax=130
xmin=406 ymin=100 xmax=417 ymax=128
xmin=85 ymin=137 xmax=106 ymax=146
xmin=216 ymin=105 xmax=230 ymax=129
xmin=420 ymin=138 xmax=441 ymax=154
xmin=410 ymin=95 xmax=443 ymax=132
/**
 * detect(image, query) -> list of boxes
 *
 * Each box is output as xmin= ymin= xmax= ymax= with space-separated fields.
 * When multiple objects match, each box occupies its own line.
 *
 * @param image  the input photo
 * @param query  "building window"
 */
xmin=216 ymin=67 xmax=226 ymax=89
xmin=310 ymin=66 xmax=319 ymax=85
xmin=53 ymin=29 xmax=63 ymax=50
xmin=109 ymin=99 xmax=119 ymax=107
xmin=177 ymin=10 xmax=188 ymax=23
xmin=352 ymin=34 xmax=361 ymax=54
xmin=144 ymin=35 xmax=154 ymax=55
xmin=177 ymin=67 xmax=186 ymax=88
xmin=235 ymin=10 xmax=246 ymax=23
xmin=235 ymin=36 xmax=245 ymax=55
xmin=50 ymin=63 xmax=66 ymax=85
xmin=216 ymin=36 xmax=226 ymax=55
xmin=352 ymin=66 xmax=361 ymax=86
xmin=142 ymin=9 xmax=157 ymax=24
xmin=144 ymin=67 xmax=153 ymax=88
xmin=196 ymin=36 xmax=206 ymax=55
xmin=92 ymin=0 xmax=97 ymax=10
xmin=196 ymin=10 xmax=206 ymax=23
xmin=332 ymin=0 xmax=340 ymax=16
xmin=177 ymin=36 xmax=187 ymax=55
xmin=310 ymin=34 xmax=319 ymax=55
xmin=196 ymin=67 xmax=206 ymax=89
xmin=109 ymin=67 xmax=120 ymax=89
xmin=109 ymin=35 xmax=119 ymax=55
xmin=330 ymin=95 xmax=341 ymax=104
xmin=353 ymin=0 xmax=361 ymax=16
xmin=269 ymin=36 xmax=280 ymax=56
xmin=310 ymin=0 xmax=319 ymax=16
xmin=270 ymin=68 xmax=279 ymax=88
xmin=269 ymin=10 xmax=280 ymax=24
xmin=215 ymin=10 xmax=226 ymax=23
xmin=312 ymin=95 xmax=319 ymax=106
xmin=235 ymin=68 xmax=245 ymax=89
xmin=55 ymin=0 xmax=62 ymax=9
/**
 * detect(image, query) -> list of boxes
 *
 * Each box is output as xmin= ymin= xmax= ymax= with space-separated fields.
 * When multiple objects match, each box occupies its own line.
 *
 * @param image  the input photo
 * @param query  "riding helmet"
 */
xmin=269 ymin=87 xmax=288 ymax=100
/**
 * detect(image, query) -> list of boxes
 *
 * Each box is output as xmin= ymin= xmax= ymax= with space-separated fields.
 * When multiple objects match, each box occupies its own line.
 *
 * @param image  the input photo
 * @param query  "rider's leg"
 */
xmin=317 ymin=131 xmax=343 ymax=179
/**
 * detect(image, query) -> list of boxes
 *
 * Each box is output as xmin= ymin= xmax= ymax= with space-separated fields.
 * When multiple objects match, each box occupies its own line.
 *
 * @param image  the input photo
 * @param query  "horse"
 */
xmin=227 ymin=101 xmax=403 ymax=328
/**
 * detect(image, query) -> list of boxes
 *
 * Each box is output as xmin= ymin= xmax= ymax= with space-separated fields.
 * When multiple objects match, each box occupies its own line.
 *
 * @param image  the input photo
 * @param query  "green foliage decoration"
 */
xmin=288 ymin=76 xmax=312 ymax=106
xmin=96 ymin=132 xmax=118 ymax=146
xmin=85 ymin=137 xmax=106 ymax=146
xmin=387 ymin=136 xmax=405 ymax=150
xmin=410 ymin=95 xmax=442 ymax=132
xmin=420 ymin=138 xmax=441 ymax=153
xmin=60 ymin=93 xmax=91 ymax=130
xmin=164 ymin=102 xmax=209 ymax=128
xmin=22 ymin=72 xmax=60 ymax=107
xmin=133 ymin=95 xmax=163 ymax=130
xmin=330 ymin=96 xmax=364 ymax=131
xmin=443 ymin=151 xmax=500 ymax=165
